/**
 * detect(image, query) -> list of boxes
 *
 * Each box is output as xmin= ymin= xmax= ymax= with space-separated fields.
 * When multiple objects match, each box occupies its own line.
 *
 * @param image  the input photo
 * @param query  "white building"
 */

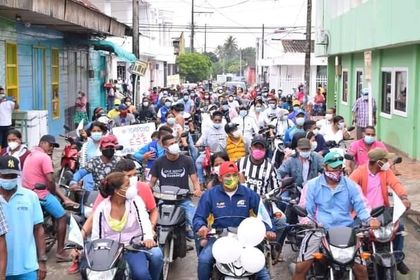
xmin=90 ymin=0 xmax=177 ymax=96
xmin=256 ymin=32 xmax=327 ymax=98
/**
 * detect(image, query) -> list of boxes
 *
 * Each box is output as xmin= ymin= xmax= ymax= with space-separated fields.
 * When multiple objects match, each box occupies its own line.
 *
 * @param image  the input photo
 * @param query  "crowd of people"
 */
xmin=0 ymin=81 xmax=413 ymax=280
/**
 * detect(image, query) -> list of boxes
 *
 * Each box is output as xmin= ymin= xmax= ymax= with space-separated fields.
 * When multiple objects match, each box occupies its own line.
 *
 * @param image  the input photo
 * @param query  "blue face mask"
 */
xmin=364 ymin=135 xmax=375 ymax=145
xmin=91 ymin=132 xmax=103 ymax=142
xmin=0 ymin=178 xmax=18 ymax=191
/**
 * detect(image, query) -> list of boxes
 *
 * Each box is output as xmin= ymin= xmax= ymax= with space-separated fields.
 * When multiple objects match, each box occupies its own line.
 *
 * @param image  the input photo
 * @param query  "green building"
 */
xmin=316 ymin=0 xmax=420 ymax=159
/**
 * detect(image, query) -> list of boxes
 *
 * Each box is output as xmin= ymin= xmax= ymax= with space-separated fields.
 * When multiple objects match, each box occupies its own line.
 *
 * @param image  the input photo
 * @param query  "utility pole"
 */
xmin=239 ymin=49 xmax=242 ymax=77
xmin=304 ymin=0 xmax=312 ymax=107
xmin=132 ymin=0 xmax=140 ymax=106
xmin=191 ymin=0 xmax=194 ymax=52
xmin=261 ymin=24 xmax=265 ymax=85
xmin=204 ymin=23 xmax=207 ymax=53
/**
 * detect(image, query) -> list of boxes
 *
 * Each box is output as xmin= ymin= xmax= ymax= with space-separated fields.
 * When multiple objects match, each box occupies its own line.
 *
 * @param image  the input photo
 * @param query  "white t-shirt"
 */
xmin=0 ymin=100 xmax=15 ymax=126
xmin=321 ymin=125 xmax=344 ymax=143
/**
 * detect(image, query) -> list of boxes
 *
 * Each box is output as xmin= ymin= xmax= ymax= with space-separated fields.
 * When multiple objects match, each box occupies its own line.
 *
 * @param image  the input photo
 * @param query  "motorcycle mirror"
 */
xmin=347 ymin=126 xmax=355 ymax=132
xmin=393 ymin=157 xmax=402 ymax=165
xmin=344 ymin=153 xmax=354 ymax=161
xmin=370 ymin=206 xmax=385 ymax=218
xmin=115 ymin=145 xmax=124 ymax=151
xmin=292 ymin=205 xmax=308 ymax=218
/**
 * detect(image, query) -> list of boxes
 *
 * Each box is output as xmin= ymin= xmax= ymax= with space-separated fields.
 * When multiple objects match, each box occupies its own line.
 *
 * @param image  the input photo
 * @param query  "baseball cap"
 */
xmin=114 ymin=99 xmax=121 ymax=105
xmin=219 ymin=161 xmax=239 ymax=177
xmin=368 ymin=148 xmax=395 ymax=162
xmin=297 ymin=138 xmax=311 ymax=150
xmin=251 ymin=135 xmax=267 ymax=148
xmin=0 ymin=156 xmax=20 ymax=175
xmin=224 ymin=123 xmax=239 ymax=134
xmin=99 ymin=135 xmax=118 ymax=149
xmin=324 ymin=151 xmax=343 ymax=168
xmin=293 ymin=100 xmax=301 ymax=106
xmin=119 ymin=104 xmax=128 ymax=110
xmin=40 ymin=134 xmax=60 ymax=148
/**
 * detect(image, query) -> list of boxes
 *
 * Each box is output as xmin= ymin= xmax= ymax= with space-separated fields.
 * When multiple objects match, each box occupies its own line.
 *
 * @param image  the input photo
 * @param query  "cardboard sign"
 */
xmin=112 ymin=123 xmax=156 ymax=155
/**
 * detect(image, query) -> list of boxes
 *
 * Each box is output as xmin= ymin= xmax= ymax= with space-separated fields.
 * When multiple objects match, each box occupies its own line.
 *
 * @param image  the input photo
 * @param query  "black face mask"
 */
xmin=102 ymin=148 xmax=115 ymax=158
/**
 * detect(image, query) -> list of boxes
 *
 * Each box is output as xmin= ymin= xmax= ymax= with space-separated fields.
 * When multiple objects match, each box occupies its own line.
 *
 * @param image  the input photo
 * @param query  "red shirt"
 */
xmin=92 ymin=182 xmax=156 ymax=212
xmin=348 ymin=139 xmax=387 ymax=167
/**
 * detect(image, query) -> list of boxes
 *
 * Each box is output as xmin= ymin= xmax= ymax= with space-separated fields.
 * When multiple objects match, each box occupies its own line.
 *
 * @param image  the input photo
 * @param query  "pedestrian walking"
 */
xmin=352 ymin=88 xmax=376 ymax=139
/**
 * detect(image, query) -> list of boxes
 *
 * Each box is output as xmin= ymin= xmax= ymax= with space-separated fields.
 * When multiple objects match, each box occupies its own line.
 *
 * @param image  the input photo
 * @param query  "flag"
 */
xmin=68 ymin=214 xmax=84 ymax=248
xmin=257 ymin=198 xmax=273 ymax=229
xmin=391 ymin=189 xmax=406 ymax=223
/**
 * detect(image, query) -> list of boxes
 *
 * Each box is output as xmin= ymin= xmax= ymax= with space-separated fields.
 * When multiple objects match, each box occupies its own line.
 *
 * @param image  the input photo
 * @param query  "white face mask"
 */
xmin=239 ymin=110 xmax=247 ymax=117
xmin=295 ymin=117 xmax=305 ymax=126
xmin=8 ymin=141 xmax=19 ymax=151
xmin=213 ymin=165 xmax=220 ymax=175
xmin=325 ymin=114 xmax=333 ymax=120
xmin=167 ymin=117 xmax=176 ymax=125
xmin=313 ymin=128 xmax=319 ymax=135
xmin=125 ymin=185 xmax=137 ymax=200
xmin=232 ymin=130 xmax=241 ymax=138
xmin=299 ymin=150 xmax=311 ymax=158
xmin=311 ymin=141 xmax=318 ymax=151
xmin=380 ymin=161 xmax=391 ymax=171
xmin=338 ymin=122 xmax=345 ymax=129
xmin=269 ymin=104 xmax=276 ymax=109
xmin=167 ymin=143 xmax=181 ymax=155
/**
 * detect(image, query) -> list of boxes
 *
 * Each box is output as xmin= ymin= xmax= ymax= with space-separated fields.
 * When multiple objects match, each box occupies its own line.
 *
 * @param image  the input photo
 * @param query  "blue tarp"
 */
xmin=91 ymin=40 xmax=137 ymax=62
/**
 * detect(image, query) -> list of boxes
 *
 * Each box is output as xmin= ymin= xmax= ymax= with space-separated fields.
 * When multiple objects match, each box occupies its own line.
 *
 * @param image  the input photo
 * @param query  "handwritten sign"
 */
xmin=112 ymin=123 xmax=156 ymax=155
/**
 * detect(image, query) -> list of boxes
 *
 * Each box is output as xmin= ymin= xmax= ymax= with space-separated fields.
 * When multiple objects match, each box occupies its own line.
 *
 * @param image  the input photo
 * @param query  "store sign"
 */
xmin=130 ymin=60 xmax=148 ymax=76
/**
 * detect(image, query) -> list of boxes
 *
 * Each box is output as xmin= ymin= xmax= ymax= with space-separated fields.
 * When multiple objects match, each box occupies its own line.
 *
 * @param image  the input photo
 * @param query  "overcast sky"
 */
xmin=148 ymin=0 xmax=310 ymax=52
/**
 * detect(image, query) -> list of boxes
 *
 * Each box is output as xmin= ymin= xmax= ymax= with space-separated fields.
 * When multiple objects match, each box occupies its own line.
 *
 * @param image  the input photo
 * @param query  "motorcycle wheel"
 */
xmin=383 ymin=267 xmax=397 ymax=280
xmin=161 ymin=238 xmax=173 ymax=280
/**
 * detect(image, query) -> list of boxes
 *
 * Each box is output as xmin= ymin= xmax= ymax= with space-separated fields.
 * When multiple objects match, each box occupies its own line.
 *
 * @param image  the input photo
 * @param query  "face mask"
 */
xmin=143 ymin=102 xmax=149 ymax=107
xmin=0 ymin=94 xmax=5 ymax=100
xmin=173 ymin=96 xmax=179 ymax=101
xmin=213 ymin=166 xmax=220 ymax=175
xmin=222 ymin=105 xmax=229 ymax=111
xmin=223 ymin=175 xmax=239 ymax=191
xmin=251 ymin=149 xmax=266 ymax=160
xmin=167 ymin=117 xmax=176 ymax=125
xmin=338 ymin=122 xmax=345 ymax=129
xmin=239 ymin=110 xmax=247 ymax=117
xmin=126 ymin=102 xmax=132 ymax=106
xmin=255 ymin=106 xmax=263 ymax=113
xmin=183 ymin=96 xmax=189 ymax=101
xmin=0 ymin=178 xmax=18 ymax=191
xmin=167 ymin=143 xmax=181 ymax=155
xmin=295 ymin=117 xmax=305 ymax=126
xmin=232 ymin=130 xmax=241 ymax=138
xmin=379 ymin=161 xmax=391 ymax=171
xmin=293 ymin=106 xmax=300 ymax=112
xmin=364 ymin=135 xmax=375 ymax=145
xmin=91 ymin=132 xmax=103 ymax=142
xmin=311 ymin=142 xmax=318 ymax=151
xmin=269 ymin=104 xmax=276 ymax=109
xmin=299 ymin=151 xmax=311 ymax=158
xmin=325 ymin=114 xmax=333 ymax=120
xmin=102 ymin=148 xmax=115 ymax=158
xmin=8 ymin=141 xmax=19 ymax=151
xmin=313 ymin=128 xmax=319 ymax=135
xmin=362 ymin=95 xmax=369 ymax=100
xmin=324 ymin=170 xmax=342 ymax=182
xmin=125 ymin=185 xmax=137 ymax=200
xmin=213 ymin=122 xmax=222 ymax=129
xmin=165 ymin=101 xmax=171 ymax=107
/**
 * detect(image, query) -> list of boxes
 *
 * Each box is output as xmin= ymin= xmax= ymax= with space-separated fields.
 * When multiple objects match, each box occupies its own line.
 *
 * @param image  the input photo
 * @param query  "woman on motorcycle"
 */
xmin=0 ymin=129 xmax=30 ymax=169
xmin=206 ymin=152 xmax=229 ymax=189
xmin=320 ymin=115 xmax=351 ymax=143
xmin=91 ymin=172 xmax=156 ymax=280
xmin=79 ymin=122 xmax=108 ymax=168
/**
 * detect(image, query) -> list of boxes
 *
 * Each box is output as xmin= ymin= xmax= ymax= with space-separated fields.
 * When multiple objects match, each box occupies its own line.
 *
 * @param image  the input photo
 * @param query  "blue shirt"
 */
xmin=133 ymin=140 xmax=166 ymax=168
xmin=301 ymin=175 xmax=370 ymax=229
xmin=0 ymin=186 xmax=43 ymax=276
xmin=180 ymin=99 xmax=194 ymax=113
xmin=193 ymin=185 xmax=272 ymax=233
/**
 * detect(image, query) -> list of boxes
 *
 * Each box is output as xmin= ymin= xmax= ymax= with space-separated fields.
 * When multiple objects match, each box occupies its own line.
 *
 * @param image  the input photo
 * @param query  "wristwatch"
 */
xmin=38 ymin=255 xmax=48 ymax=262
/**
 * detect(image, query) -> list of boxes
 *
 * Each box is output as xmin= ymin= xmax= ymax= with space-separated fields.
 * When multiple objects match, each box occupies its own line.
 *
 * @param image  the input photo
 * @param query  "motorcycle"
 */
xmin=153 ymin=185 xmax=189 ymax=280
xmin=58 ymin=134 xmax=79 ymax=187
xmin=292 ymin=205 xmax=375 ymax=280
xmin=366 ymin=205 xmax=406 ymax=280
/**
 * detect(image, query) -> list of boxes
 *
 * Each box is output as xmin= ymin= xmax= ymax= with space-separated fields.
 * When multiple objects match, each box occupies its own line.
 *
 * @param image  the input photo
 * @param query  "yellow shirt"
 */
xmin=107 ymin=109 xmax=120 ymax=119
xmin=226 ymin=136 xmax=246 ymax=162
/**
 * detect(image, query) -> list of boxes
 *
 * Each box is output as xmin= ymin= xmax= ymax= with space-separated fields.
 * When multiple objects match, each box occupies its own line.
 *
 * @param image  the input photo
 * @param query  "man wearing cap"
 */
xmin=224 ymin=123 xmax=246 ymax=162
xmin=0 ymin=156 xmax=47 ymax=279
xmin=70 ymin=135 xmax=122 ymax=191
xmin=283 ymin=110 xmax=306 ymax=147
xmin=107 ymin=99 xmax=121 ymax=119
xmin=349 ymin=148 xmax=411 ymax=274
xmin=293 ymin=151 xmax=379 ymax=280
xmin=352 ymin=88 xmax=377 ymax=140
xmin=194 ymin=161 xmax=275 ymax=280
xmin=22 ymin=135 xmax=76 ymax=261
xmin=112 ymin=104 xmax=136 ymax=127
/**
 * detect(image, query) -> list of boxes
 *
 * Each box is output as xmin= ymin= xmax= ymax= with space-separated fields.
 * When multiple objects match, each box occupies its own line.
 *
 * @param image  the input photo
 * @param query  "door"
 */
xmin=65 ymin=51 xmax=78 ymax=129
xmin=33 ymin=47 xmax=46 ymax=110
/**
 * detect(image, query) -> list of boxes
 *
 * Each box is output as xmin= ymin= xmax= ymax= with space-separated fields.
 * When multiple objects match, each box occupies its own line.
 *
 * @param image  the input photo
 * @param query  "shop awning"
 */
xmin=92 ymin=40 xmax=137 ymax=62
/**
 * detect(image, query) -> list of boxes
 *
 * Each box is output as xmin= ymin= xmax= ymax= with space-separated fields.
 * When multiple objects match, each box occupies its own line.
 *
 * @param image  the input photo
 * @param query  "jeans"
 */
xmin=393 ymin=224 xmax=405 ymax=263
xmin=146 ymin=247 xmax=164 ymax=280
xmin=272 ymin=216 xmax=288 ymax=250
xmin=179 ymin=199 xmax=196 ymax=229
xmin=125 ymin=251 xmax=152 ymax=280
xmin=195 ymin=153 xmax=205 ymax=184
xmin=198 ymin=238 xmax=271 ymax=280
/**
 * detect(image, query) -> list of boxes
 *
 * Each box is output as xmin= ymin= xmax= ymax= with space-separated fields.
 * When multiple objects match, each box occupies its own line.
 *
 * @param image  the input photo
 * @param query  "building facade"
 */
xmin=316 ymin=0 xmax=420 ymax=159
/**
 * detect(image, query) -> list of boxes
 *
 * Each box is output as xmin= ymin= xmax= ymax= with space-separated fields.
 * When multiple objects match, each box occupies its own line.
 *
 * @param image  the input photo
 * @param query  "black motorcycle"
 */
xmin=153 ymin=185 xmax=190 ymax=280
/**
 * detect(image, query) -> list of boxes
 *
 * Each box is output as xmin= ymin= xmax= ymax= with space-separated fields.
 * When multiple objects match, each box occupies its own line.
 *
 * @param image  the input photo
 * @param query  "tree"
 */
xmin=241 ymin=47 xmax=256 ymax=68
xmin=223 ymin=36 xmax=239 ymax=58
xmin=203 ymin=52 xmax=219 ymax=63
xmin=176 ymin=53 xmax=212 ymax=82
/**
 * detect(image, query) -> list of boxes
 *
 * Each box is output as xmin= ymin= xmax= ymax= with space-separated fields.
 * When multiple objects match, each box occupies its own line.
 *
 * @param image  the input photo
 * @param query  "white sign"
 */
xmin=167 ymin=74 xmax=180 ymax=85
xmin=112 ymin=123 xmax=155 ymax=155
xmin=130 ymin=60 xmax=148 ymax=76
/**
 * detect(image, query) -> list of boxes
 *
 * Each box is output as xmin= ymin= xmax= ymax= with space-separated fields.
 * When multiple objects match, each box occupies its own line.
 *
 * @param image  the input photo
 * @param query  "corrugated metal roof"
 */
xmin=282 ymin=40 xmax=314 ymax=53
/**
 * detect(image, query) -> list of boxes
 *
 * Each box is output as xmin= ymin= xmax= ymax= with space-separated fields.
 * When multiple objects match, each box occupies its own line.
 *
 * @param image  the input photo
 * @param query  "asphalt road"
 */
xmin=46 ymin=215 xmax=420 ymax=280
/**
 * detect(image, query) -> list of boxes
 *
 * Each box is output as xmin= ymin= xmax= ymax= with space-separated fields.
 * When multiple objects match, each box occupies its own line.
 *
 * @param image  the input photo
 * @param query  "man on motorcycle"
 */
xmin=293 ymin=151 xmax=380 ymax=280
xmin=193 ymin=161 xmax=275 ymax=280
xmin=136 ymin=97 xmax=157 ymax=123
xmin=0 ymin=155 xmax=47 ymax=280
xmin=22 ymin=135 xmax=76 ymax=262
xmin=284 ymin=110 xmax=306 ymax=147
xmin=349 ymin=148 xmax=411 ymax=274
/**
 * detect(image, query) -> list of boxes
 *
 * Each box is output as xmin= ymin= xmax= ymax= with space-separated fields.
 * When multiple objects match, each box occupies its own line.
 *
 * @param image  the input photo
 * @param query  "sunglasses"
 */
xmin=325 ymin=156 xmax=344 ymax=165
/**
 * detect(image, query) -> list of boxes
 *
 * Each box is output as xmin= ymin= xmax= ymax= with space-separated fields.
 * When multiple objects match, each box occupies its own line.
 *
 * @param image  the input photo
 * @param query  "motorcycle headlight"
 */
xmin=86 ymin=268 xmax=117 ymax=280
xmin=329 ymin=246 xmax=355 ymax=264
xmin=372 ymin=223 xmax=393 ymax=242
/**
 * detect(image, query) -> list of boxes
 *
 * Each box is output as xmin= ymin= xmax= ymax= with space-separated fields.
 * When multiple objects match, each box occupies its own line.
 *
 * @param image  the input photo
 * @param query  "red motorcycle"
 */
xmin=58 ymin=135 xmax=79 ymax=191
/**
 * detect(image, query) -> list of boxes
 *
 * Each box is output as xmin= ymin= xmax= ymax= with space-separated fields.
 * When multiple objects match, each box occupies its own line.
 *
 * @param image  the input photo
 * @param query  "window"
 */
xmin=356 ymin=70 xmax=363 ymax=97
xmin=341 ymin=70 xmax=348 ymax=104
xmin=380 ymin=68 xmax=408 ymax=118
xmin=394 ymin=71 xmax=407 ymax=114
xmin=6 ymin=43 xmax=19 ymax=100
xmin=381 ymin=71 xmax=392 ymax=115
xmin=51 ymin=48 xmax=60 ymax=119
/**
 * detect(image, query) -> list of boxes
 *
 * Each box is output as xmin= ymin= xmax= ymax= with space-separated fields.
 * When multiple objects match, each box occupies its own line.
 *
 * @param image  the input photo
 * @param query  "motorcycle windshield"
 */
xmin=378 ymin=207 xmax=393 ymax=226
xmin=85 ymin=239 xmax=124 ymax=271
xmin=327 ymin=227 xmax=356 ymax=248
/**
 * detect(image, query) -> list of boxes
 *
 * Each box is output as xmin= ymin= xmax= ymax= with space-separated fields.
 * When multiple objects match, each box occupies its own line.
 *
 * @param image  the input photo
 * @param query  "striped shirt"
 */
xmin=0 ymin=203 xmax=8 ymax=236
xmin=237 ymin=156 xmax=280 ymax=196
xmin=352 ymin=97 xmax=376 ymax=128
